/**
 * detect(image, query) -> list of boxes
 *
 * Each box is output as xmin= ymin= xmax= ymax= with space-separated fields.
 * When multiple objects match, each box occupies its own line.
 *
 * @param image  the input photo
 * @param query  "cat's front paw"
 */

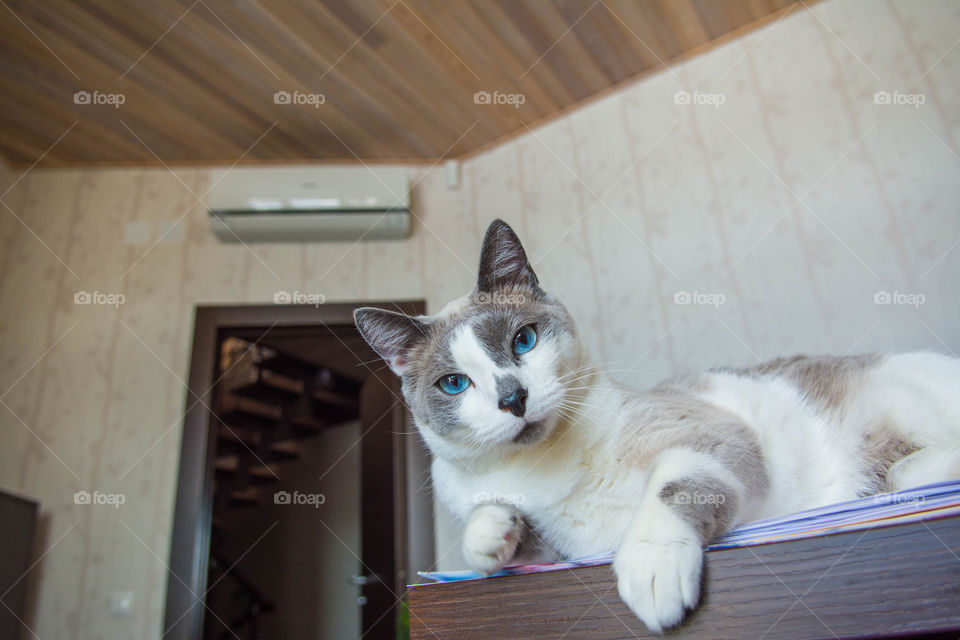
xmin=462 ymin=503 xmax=523 ymax=575
xmin=614 ymin=528 xmax=703 ymax=634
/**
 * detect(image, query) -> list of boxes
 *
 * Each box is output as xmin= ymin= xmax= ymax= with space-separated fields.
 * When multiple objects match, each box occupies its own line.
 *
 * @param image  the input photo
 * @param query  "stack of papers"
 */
xmin=418 ymin=480 xmax=960 ymax=583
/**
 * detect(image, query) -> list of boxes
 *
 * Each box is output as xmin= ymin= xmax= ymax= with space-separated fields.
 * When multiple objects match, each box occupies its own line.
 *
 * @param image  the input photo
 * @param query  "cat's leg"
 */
xmin=887 ymin=446 xmax=960 ymax=490
xmin=614 ymin=448 xmax=747 ymax=633
xmin=462 ymin=503 xmax=557 ymax=574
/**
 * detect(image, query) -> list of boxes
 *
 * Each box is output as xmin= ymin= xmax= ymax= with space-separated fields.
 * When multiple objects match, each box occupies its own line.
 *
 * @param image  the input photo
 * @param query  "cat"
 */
xmin=354 ymin=219 xmax=960 ymax=632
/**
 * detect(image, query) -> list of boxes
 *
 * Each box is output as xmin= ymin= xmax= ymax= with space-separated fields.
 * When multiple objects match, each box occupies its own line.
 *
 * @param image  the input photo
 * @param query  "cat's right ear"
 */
xmin=477 ymin=219 xmax=539 ymax=292
xmin=354 ymin=307 xmax=429 ymax=377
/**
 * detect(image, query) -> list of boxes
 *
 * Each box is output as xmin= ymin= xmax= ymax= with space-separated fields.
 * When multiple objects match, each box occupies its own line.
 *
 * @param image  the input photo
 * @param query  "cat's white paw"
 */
xmin=614 ymin=526 xmax=703 ymax=634
xmin=462 ymin=503 xmax=523 ymax=575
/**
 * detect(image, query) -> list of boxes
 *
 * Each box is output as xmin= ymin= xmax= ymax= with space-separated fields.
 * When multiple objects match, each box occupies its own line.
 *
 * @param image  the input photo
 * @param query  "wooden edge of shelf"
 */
xmin=409 ymin=516 xmax=960 ymax=640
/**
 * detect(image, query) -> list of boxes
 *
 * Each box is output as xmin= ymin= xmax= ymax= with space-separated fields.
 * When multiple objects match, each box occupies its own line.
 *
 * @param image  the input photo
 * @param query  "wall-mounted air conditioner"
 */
xmin=207 ymin=166 xmax=411 ymax=242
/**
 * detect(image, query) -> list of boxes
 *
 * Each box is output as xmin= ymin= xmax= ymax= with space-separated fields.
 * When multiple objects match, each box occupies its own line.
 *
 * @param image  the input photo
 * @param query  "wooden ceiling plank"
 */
xmin=371 ymin=0 xmax=518 ymax=148
xmin=135 ymin=1 xmax=440 ymax=162
xmin=484 ymin=0 xmax=593 ymax=103
xmin=555 ymin=0 xmax=638 ymax=84
xmin=427 ymin=0 xmax=564 ymax=114
xmin=190 ymin=0 xmax=433 ymax=158
xmin=322 ymin=0 xmax=499 ymax=152
xmin=404 ymin=0 xmax=552 ymax=126
xmin=605 ymin=0 xmax=684 ymax=65
xmin=515 ymin=0 xmax=612 ymax=99
xmin=0 ymin=19 xmax=223 ymax=163
xmin=0 ymin=0 xmax=804 ymax=166
xmin=744 ymin=0 xmax=779 ymax=20
xmin=691 ymin=0 xmax=756 ymax=41
xmin=29 ymin=0 xmax=403 ymax=162
xmin=366 ymin=1 xmax=503 ymax=142
xmin=655 ymin=0 xmax=710 ymax=51
xmin=466 ymin=0 xmax=579 ymax=106
xmin=121 ymin=2 xmax=341 ymax=158
xmin=259 ymin=0 xmax=466 ymax=156
xmin=41 ymin=1 xmax=291 ymax=158
xmin=0 ymin=89 xmax=146 ymax=164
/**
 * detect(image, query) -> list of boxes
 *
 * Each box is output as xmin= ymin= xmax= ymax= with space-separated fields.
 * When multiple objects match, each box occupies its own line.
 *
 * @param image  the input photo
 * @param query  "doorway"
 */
xmin=163 ymin=302 xmax=433 ymax=640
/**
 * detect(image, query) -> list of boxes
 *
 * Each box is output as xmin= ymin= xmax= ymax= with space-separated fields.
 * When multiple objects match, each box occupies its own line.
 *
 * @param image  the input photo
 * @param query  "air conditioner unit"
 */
xmin=207 ymin=166 xmax=411 ymax=242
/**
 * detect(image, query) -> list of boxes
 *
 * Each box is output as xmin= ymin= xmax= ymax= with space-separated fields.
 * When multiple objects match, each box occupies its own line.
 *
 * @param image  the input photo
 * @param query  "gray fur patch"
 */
xmin=495 ymin=374 xmax=523 ymax=402
xmin=512 ymin=420 xmax=545 ymax=444
xmin=660 ymin=475 xmax=740 ymax=541
xmin=473 ymin=312 xmax=520 ymax=367
xmin=721 ymin=354 xmax=882 ymax=415
xmin=617 ymin=383 xmax=770 ymax=501
xmin=860 ymin=426 xmax=920 ymax=493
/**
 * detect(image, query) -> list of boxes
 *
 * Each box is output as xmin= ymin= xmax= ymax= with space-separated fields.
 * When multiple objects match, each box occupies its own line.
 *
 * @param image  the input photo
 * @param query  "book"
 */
xmin=418 ymin=479 xmax=960 ymax=583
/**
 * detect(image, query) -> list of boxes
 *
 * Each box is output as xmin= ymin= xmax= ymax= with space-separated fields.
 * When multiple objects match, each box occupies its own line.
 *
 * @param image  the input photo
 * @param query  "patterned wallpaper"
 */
xmin=0 ymin=0 xmax=958 ymax=637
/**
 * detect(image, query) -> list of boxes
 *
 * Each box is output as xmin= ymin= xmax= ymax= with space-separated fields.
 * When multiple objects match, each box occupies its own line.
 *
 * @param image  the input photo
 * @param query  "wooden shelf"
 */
xmin=409 ymin=516 xmax=960 ymax=639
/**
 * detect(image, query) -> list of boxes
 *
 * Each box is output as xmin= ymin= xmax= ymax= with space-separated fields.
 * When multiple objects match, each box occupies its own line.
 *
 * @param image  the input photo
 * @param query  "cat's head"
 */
xmin=354 ymin=219 xmax=581 ymax=461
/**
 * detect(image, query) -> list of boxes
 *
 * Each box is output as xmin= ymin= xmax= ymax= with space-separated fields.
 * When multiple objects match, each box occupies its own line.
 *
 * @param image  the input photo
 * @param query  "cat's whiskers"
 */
xmin=557 ymin=358 xmax=662 ymax=383
xmin=554 ymin=402 xmax=601 ymax=423
xmin=561 ymin=367 xmax=663 ymax=386
xmin=559 ymin=400 xmax=620 ymax=420
xmin=556 ymin=357 xmax=639 ymax=380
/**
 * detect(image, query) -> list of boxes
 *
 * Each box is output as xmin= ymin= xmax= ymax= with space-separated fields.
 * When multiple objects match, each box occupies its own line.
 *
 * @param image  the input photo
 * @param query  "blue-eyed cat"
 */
xmin=354 ymin=219 xmax=960 ymax=632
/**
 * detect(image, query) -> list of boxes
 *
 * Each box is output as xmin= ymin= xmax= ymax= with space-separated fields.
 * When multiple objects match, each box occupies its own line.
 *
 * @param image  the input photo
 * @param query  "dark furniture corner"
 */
xmin=0 ymin=489 xmax=39 ymax=640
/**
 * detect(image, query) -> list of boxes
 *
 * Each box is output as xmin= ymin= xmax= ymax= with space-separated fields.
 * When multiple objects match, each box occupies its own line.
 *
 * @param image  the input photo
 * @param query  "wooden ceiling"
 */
xmin=0 ymin=0 xmax=800 ymax=168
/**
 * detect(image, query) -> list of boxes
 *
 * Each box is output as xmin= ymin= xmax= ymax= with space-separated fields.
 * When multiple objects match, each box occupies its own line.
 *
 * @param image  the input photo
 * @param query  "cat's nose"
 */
xmin=498 ymin=386 xmax=528 ymax=417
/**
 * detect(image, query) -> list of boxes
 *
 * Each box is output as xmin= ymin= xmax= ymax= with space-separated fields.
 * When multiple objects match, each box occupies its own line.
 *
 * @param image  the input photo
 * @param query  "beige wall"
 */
xmin=1 ymin=0 xmax=958 ymax=637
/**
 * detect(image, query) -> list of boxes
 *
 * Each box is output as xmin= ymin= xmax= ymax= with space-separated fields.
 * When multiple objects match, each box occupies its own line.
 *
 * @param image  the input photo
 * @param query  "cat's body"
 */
xmin=434 ymin=352 xmax=958 ymax=552
xmin=355 ymin=220 xmax=960 ymax=632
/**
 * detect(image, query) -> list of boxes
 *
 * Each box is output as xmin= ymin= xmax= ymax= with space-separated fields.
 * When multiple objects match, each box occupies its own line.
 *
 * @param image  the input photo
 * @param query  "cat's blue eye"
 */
xmin=438 ymin=373 xmax=471 ymax=395
xmin=512 ymin=325 xmax=537 ymax=355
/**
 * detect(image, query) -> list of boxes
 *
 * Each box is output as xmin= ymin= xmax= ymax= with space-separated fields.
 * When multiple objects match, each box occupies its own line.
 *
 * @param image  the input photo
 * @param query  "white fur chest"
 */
xmin=433 ymin=441 xmax=650 ymax=558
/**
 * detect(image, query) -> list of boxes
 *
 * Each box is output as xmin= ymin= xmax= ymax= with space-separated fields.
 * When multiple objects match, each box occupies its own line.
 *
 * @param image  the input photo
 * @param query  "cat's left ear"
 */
xmin=477 ymin=219 xmax=540 ymax=292
xmin=354 ymin=308 xmax=429 ymax=377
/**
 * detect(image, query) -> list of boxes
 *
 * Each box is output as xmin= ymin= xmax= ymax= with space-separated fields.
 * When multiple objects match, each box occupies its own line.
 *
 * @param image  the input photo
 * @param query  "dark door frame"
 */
xmin=162 ymin=300 xmax=429 ymax=640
